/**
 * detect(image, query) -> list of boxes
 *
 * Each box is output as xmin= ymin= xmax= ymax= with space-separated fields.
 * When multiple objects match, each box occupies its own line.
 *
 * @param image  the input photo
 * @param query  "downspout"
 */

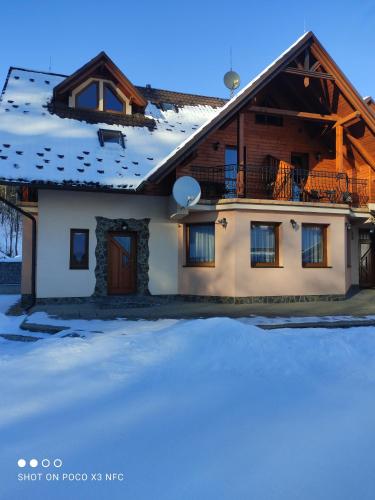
xmin=0 ymin=195 xmax=37 ymax=310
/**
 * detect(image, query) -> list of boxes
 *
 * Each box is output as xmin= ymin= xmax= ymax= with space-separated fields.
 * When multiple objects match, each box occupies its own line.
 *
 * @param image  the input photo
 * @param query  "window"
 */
xmin=251 ymin=223 xmax=280 ymax=267
xmin=104 ymin=84 xmax=124 ymax=112
xmin=186 ymin=223 xmax=215 ymax=266
xmin=70 ymin=229 xmax=89 ymax=269
xmin=255 ymin=114 xmax=283 ymax=127
xmin=74 ymin=80 xmax=128 ymax=114
xmin=302 ymin=224 xmax=327 ymax=267
xmin=224 ymin=146 xmax=238 ymax=198
xmin=98 ymin=129 xmax=125 ymax=148
xmin=75 ymin=82 xmax=99 ymax=110
xmin=225 ymin=145 xmax=237 ymax=166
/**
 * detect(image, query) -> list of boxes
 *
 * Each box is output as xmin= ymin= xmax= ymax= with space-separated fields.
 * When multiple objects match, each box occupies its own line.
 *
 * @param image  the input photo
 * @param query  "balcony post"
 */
xmin=336 ymin=124 xmax=344 ymax=172
xmin=237 ymin=112 xmax=246 ymax=197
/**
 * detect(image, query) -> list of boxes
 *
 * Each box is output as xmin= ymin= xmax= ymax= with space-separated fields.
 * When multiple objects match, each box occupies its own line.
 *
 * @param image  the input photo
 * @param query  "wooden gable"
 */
xmin=146 ymin=32 xmax=375 ymax=193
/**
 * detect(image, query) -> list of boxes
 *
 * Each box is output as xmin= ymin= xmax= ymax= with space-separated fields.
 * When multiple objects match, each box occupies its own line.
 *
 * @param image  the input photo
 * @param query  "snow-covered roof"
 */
xmin=0 ymin=68 xmax=223 ymax=190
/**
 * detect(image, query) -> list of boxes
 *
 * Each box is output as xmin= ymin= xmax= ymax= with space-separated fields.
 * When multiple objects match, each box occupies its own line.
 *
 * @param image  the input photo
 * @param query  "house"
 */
xmin=0 ymin=31 xmax=374 ymax=305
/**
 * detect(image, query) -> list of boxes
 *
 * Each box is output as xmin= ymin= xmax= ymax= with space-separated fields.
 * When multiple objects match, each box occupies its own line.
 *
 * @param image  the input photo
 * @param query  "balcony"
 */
xmin=189 ymin=161 xmax=369 ymax=208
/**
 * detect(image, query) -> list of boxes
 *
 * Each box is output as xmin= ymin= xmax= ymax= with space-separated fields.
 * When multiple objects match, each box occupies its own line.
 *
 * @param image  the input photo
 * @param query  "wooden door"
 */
xmin=359 ymin=230 xmax=375 ymax=288
xmin=107 ymin=232 xmax=137 ymax=294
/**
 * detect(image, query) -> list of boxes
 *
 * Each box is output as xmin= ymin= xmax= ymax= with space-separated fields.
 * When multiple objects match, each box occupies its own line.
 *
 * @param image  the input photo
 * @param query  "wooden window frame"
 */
xmin=103 ymin=83 xmax=126 ymax=113
xmin=185 ymin=222 xmax=215 ymax=268
xmin=250 ymin=222 xmax=280 ymax=268
xmin=75 ymin=81 xmax=99 ymax=111
xmin=70 ymin=229 xmax=89 ymax=270
xmin=301 ymin=223 xmax=328 ymax=268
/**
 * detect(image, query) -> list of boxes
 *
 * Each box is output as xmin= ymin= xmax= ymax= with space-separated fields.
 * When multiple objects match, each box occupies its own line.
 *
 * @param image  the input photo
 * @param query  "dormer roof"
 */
xmin=53 ymin=51 xmax=147 ymax=109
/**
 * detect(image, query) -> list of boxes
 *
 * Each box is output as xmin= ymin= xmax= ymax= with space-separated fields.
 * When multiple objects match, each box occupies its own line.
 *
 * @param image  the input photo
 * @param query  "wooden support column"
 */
xmin=237 ymin=112 xmax=246 ymax=197
xmin=336 ymin=124 xmax=344 ymax=172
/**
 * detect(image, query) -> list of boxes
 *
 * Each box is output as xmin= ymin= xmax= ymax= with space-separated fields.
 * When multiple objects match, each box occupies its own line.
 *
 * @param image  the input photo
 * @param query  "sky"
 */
xmin=0 ymin=0 xmax=374 ymax=99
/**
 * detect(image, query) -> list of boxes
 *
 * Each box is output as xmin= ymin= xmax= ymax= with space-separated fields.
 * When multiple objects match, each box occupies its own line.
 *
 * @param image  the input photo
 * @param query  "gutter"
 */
xmin=0 ymin=196 xmax=37 ymax=310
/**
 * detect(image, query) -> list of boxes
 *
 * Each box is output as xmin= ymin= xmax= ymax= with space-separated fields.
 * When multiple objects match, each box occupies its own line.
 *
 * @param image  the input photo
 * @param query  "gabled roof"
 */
xmin=0 ymin=33 xmax=373 ymax=193
xmin=53 ymin=51 xmax=147 ymax=108
xmin=145 ymin=31 xmax=375 ymax=184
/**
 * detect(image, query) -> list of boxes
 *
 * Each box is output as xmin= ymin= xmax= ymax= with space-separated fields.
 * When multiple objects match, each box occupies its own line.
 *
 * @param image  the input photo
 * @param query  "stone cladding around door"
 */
xmin=94 ymin=217 xmax=150 ymax=296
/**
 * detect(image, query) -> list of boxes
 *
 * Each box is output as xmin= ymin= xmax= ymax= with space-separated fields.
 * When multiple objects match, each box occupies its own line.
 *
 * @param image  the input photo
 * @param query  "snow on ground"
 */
xmin=1 ymin=300 xmax=375 ymax=499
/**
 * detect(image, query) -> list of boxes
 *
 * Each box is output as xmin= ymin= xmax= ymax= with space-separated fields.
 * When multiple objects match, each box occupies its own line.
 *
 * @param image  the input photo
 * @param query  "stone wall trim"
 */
xmin=94 ymin=217 xmax=150 ymax=296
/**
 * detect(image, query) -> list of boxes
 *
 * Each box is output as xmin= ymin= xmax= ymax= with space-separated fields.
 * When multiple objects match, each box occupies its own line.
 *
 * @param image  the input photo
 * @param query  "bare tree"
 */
xmin=0 ymin=186 xmax=22 ymax=258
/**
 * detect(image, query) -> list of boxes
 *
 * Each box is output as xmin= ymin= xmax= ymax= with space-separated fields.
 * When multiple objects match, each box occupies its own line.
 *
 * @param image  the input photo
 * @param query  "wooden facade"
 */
xmin=149 ymin=35 xmax=375 ymax=208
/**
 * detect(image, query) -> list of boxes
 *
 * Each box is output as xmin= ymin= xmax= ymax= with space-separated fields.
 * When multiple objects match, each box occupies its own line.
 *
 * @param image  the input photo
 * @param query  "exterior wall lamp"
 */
xmin=217 ymin=218 xmax=228 ymax=229
xmin=290 ymin=219 xmax=298 ymax=229
xmin=346 ymin=223 xmax=352 ymax=231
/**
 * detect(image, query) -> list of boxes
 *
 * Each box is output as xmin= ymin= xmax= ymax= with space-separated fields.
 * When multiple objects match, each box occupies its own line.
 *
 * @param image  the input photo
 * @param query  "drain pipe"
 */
xmin=0 ymin=195 xmax=37 ymax=310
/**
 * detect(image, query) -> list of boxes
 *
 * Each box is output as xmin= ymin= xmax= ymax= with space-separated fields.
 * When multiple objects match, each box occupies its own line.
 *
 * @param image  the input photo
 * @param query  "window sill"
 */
xmin=302 ymin=265 xmax=332 ymax=269
xmin=183 ymin=264 xmax=215 ymax=268
xmin=251 ymin=265 xmax=284 ymax=268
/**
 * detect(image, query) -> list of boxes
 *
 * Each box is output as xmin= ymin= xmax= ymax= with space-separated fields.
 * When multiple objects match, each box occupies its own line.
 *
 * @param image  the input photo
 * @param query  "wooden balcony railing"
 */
xmin=190 ymin=164 xmax=369 ymax=207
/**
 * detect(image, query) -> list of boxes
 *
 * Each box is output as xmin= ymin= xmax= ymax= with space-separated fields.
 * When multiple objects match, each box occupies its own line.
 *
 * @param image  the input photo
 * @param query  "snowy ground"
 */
xmin=1 ymin=296 xmax=375 ymax=499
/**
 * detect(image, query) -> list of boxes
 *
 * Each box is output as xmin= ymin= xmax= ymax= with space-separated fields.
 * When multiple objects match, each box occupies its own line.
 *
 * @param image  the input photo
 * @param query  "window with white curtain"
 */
xmin=186 ymin=223 xmax=215 ymax=266
xmin=302 ymin=224 xmax=327 ymax=267
xmin=251 ymin=223 xmax=279 ymax=267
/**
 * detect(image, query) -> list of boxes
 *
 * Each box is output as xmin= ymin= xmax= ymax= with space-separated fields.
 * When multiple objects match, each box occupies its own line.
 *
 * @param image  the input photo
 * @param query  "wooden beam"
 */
xmin=310 ymin=43 xmax=375 ymax=135
xmin=248 ymin=106 xmax=338 ymax=122
xmin=336 ymin=125 xmax=343 ymax=171
xmin=332 ymin=111 xmax=361 ymax=129
xmin=310 ymin=61 xmax=321 ymax=72
xmin=346 ymin=133 xmax=375 ymax=171
xmin=283 ymin=67 xmax=335 ymax=80
xmin=304 ymin=49 xmax=310 ymax=70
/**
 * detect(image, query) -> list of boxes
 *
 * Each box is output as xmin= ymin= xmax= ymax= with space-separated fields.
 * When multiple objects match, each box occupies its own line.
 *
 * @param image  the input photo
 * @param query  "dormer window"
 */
xmin=53 ymin=52 xmax=148 ymax=117
xmin=71 ymin=79 xmax=129 ymax=114
xmin=76 ymin=81 xmax=99 ymax=110
xmin=104 ymin=84 xmax=124 ymax=112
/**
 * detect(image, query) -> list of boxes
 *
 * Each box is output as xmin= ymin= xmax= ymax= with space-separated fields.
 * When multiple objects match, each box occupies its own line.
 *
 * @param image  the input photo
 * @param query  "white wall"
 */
xmin=37 ymin=190 xmax=178 ymax=298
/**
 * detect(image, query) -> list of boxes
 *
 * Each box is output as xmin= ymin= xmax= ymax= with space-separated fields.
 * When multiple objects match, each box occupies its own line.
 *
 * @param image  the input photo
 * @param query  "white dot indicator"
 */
xmin=41 ymin=459 xmax=50 ymax=468
xmin=29 ymin=459 xmax=38 ymax=468
xmin=17 ymin=459 xmax=26 ymax=468
xmin=54 ymin=458 xmax=63 ymax=468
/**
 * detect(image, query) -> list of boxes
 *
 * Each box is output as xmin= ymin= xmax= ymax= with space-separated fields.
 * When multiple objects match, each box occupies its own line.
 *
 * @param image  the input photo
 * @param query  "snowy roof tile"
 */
xmin=0 ymin=68 xmax=224 ymax=190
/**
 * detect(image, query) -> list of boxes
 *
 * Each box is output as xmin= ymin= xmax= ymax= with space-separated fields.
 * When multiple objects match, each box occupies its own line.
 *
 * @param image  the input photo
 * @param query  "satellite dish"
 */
xmin=224 ymin=70 xmax=240 ymax=91
xmin=172 ymin=176 xmax=201 ymax=208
